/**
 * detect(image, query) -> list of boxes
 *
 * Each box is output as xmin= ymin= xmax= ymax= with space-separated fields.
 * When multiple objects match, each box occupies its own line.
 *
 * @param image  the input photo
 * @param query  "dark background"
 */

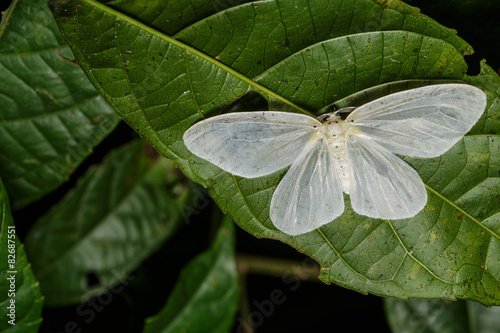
xmin=2 ymin=0 xmax=498 ymax=332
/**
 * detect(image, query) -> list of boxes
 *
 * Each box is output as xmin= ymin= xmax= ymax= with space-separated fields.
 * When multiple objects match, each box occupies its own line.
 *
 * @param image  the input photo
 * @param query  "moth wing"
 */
xmin=345 ymin=84 xmax=487 ymax=157
xmin=183 ymin=112 xmax=320 ymax=178
xmin=271 ymin=139 xmax=344 ymax=235
xmin=347 ymin=133 xmax=427 ymax=219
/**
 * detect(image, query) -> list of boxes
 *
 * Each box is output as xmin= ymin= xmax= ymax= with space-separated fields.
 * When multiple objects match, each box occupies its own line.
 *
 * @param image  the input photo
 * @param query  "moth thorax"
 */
xmin=319 ymin=117 xmax=348 ymax=158
xmin=327 ymin=134 xmax=346 ymax=156
xmin=319 ymin=114 xmax=345 ymax=137
xmin=319 ymin=117 xmax=349 ymax=193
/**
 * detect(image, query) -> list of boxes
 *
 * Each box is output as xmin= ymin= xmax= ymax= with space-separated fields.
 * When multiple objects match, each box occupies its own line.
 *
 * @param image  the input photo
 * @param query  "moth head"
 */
xmin=317 ymin=113 xmax=337 ymax=122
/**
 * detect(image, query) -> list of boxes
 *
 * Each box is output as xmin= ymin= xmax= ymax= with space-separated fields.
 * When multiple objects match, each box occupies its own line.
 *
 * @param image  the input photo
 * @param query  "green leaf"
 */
xmin=24 ymin=140 xmax=203 ymax=306
xmin=0 ymin=180 xmax=43 ymax=332
xmin=0 ymin=0 xmax=120 ymax=209
xmin=49 ymin=0 xmax=500 ymax=304
xmin=384 ymin=298 xmax=500 ymax=333
xmin=143 ymin=216 xmax=238 ymax=333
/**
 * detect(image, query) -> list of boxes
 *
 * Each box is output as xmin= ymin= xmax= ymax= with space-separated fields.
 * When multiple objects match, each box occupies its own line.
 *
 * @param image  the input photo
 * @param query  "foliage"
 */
xmin=49 ymin=0 xmax=500 ymax=305
xmin=144 ymin=217 xmax=238 ymax=333
xmin=0 ymin=0 xmax=119 ymax=209
xmin=0 ymin=0 xmax=498 ymax=331
xmin=24 ymin=140 xmax=203 ymax=307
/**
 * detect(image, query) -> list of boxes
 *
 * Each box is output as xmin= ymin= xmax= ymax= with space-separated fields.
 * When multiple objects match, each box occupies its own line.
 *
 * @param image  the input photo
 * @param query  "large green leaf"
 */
xmin=0 ymin=180 xmax=43 ymax=332
xmin=0 ymin=0 xmax=120 ymax=209
xmin=143 ymin=216 xmax=238 ymax=333
xmin=384 ymin=298 xmax=500 ymax=333
xmin=49 ymin=0 xmax=500 ymax=304
xmin=24 ymin=140 xmax=203 ymax=306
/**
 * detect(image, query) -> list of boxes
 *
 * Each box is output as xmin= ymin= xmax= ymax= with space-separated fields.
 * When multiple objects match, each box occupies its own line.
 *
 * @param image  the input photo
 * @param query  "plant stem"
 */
xmin=236 ymin=272 xmax=255 ymax=333
xmin=236 ymin=253 xmax=320 ymax=282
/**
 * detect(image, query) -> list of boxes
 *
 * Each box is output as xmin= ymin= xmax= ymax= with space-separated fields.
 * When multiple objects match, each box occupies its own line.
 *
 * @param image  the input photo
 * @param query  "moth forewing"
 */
xmin=344 ymin=84 xmax=487 ymax=158
xmin=183 ymin=111 xmax=320 ymax=178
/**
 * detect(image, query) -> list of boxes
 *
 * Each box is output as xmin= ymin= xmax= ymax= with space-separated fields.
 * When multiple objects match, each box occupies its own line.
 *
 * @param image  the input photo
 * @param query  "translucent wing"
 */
xmin=347 ymin=134 xmax=427 ymax=219
xmin=345 ymin=84 xmax=487 ymax=157
xmin=183 ymin=112 xmax=320 ymax=178
xmin=271 ymin=139 xmax=344 ymax=235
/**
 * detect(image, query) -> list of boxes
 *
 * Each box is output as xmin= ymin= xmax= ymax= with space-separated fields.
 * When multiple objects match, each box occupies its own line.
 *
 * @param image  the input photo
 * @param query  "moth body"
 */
xmin=317 ymin=113 xmax=350 ymax=194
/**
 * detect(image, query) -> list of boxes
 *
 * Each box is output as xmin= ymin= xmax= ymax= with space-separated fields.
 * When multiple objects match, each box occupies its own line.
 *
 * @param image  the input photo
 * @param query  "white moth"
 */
xmin=183 ymin=84 xmax=487 ymax=235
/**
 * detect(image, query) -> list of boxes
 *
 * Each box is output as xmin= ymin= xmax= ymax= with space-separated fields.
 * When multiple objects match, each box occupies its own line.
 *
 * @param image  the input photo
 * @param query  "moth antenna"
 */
xmin=317 ymin=113 xmax=331 ymax=121
xmin=336 ymin=106 xmax=357 ymax=114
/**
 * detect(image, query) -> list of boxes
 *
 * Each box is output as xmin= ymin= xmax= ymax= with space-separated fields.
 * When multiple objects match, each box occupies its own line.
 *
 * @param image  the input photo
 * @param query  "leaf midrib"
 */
xmin=79 ymin=0 xmax=314 ymax=117
xmin=0 ymin=46 xmax=70 ymax=57
xmin=423 ymin=133 xmax=500 ymax=240
xmin=0 ymin=95 xmax=108 ymax=125
xmin=0 ymin=0 xmax=18 ymax=41
xmin=424 ymin=183 xmax=499 ymax=240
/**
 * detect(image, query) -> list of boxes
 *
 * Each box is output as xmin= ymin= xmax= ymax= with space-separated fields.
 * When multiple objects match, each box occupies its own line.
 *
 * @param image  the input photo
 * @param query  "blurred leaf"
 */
xmin=0 ymin=0 xmax=120 ymax=209
xmin=49 ymin=0 xmax=500 ymax=304
xmin=24 ymin=140 xmax=203 ymax=306
xmin=0 ymin=180 xmax=43 ymax=332
xmin=384 ymin=298 xmax=500 ymax=333
xmin=143 ymin=216 xmax=238 ymax=333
